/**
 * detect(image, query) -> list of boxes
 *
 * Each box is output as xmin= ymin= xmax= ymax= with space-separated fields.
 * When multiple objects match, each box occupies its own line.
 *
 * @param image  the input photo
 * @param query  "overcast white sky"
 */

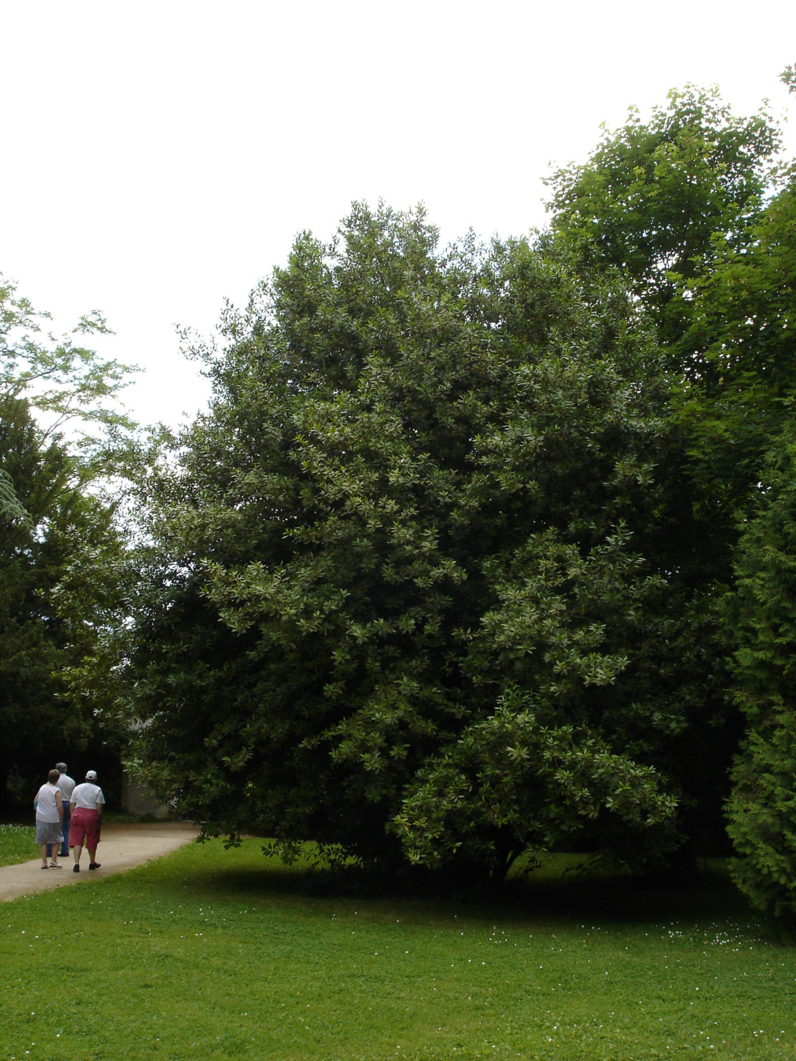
xmin=2 ymin=1 xmax=795 ymax=429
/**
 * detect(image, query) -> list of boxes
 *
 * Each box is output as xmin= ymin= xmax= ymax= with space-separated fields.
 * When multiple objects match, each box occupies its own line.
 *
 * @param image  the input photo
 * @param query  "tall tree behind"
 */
xmin=545 ymin=88 xmax=785 ymax=587
xmin=680 ymin=175 xmax=796 ymax=514
xmin=545 ymin=86 xmax=781 ymax=351
xmin=546 ymin=85 xmax=790 ymax=749
xmin=0 ymin=276 xmax=136 ymax=809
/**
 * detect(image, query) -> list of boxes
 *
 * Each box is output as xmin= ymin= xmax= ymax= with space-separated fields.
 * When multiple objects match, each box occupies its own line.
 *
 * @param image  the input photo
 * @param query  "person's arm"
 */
xmin=56 ymin=789 xmax=63 ymax=824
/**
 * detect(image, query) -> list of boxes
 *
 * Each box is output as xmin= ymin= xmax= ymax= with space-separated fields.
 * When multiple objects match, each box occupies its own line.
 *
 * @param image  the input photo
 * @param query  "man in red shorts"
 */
xmin=69 ymin=770 xmax=106 ymax=872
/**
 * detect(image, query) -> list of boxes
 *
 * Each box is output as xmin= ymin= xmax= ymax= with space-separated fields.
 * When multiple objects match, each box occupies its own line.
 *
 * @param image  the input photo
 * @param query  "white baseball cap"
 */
xmin=85 ymin=770 xmax=98 ymax=780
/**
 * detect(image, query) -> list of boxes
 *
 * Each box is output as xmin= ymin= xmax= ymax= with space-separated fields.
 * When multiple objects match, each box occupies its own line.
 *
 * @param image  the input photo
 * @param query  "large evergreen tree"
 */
xmin=123 ymin=205 xmax=729 ymax=881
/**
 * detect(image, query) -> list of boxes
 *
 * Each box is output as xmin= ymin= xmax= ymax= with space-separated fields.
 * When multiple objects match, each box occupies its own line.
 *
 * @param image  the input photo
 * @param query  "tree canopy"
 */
xmin=679 ymin=175 xmax=796 ymax=511
xmin=121 ymin=204 xmax=736 ymax=882
xmin=545 ymin=86 xmax=781 ymax=349
xmin=542 ymin=88 xmax=795 ymax=632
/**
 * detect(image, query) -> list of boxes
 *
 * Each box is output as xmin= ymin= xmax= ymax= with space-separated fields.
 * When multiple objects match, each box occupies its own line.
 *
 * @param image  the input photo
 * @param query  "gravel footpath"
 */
xmin=0 ymin=821 xmax=198 ymax=902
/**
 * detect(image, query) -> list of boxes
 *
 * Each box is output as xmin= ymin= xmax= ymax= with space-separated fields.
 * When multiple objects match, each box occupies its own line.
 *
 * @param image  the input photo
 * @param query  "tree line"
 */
xmin=3 ymin=75 xmax=796 ymax=915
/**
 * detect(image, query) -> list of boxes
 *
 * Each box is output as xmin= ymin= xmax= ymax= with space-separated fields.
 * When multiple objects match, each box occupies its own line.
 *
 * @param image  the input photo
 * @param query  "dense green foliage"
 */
xmin=546 ymin=84 xmax=796 ymax=913
xmin=545 ymin=86 xmax=781 ymax=350
xmin=1 ymin=839 xmax=793 ymax=1060
xmin=123 ymin=82 xmax=796 ymax=897
xmin=680 ymin=176 xmax=796 ymax=512
xmin=546 ymin=88 xmax=790 ymax=577
xmin=725 ymin=428 xmax=796 ymax=919
xmin=1 ymin=398 xmax=99 ymax=779
xmin=0 ymin=277 xmax=134 ymax=807
xmin=123 ymin=205 xmax=738 ymax=881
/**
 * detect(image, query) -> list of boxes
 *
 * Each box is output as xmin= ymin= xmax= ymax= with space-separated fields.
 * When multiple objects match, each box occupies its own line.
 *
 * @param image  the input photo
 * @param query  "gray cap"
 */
xmin=85 ymin=770 xmax=98 ymax=780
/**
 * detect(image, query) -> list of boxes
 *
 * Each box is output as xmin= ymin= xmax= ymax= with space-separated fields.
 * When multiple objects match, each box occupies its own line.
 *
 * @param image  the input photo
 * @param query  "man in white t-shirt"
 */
xmin=69 ymin=770 xmax=106 ymax=872
xmin=54 ymin=763 xmax=76 ymax=858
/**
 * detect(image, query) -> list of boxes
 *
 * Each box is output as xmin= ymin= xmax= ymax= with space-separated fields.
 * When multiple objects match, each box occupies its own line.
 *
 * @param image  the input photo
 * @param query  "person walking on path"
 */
xmin=70 ymin=770 xmax=105 ymax=872
xmin=34 ymin=770 xmax=64 ymax=869
xmin=47 ymin=762 xmax=76 ymax=861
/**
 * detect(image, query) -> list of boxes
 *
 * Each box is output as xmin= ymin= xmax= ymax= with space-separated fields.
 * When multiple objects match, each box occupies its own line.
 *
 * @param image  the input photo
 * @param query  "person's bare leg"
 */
xmin=72 ymin=843 xmax=82 ymax=869
xmin=40 ymin=843 xmax=48 ymax=867
xmin=88 ymin=848 xmax=100 ymax=868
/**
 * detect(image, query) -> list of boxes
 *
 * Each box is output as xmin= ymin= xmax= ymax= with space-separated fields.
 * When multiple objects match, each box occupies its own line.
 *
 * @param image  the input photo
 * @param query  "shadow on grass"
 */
xmin=159 ymin=842 xmax=754 ymax=931
xmin=506 ymin=858 xmax=750 ymax=925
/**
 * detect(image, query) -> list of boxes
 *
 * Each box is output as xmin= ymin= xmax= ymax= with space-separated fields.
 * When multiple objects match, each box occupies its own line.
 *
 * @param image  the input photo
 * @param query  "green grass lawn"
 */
xmin=2 ymin=839 xmax=795 ymax=1060
xmin=0 ymin=823 xmax=36 ymax=867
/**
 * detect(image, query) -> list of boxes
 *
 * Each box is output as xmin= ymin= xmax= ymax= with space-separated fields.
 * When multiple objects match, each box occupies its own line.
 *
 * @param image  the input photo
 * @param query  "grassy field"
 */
xmin=1 ymin=839 xmax=795 ymax=1060
xmin=0 ymin=824 xmax=36 ymax=867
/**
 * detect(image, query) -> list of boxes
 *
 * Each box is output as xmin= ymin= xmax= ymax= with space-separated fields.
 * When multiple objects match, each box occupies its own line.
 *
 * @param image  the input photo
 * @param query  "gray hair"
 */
xmin=55 ymin=762 xmax=67 ymax=772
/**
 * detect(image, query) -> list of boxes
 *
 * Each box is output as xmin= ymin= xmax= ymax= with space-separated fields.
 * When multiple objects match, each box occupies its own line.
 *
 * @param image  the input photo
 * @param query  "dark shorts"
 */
xmin=69 ymin=807 xmax=101 ymax=849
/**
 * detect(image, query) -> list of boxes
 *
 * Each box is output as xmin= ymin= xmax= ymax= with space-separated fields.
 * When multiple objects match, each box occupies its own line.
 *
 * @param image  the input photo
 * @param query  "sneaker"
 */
xmin=72 ymin=865 xmax=80 ymax=873
xmin=88 ymin=862 xmax=101 ymax=871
